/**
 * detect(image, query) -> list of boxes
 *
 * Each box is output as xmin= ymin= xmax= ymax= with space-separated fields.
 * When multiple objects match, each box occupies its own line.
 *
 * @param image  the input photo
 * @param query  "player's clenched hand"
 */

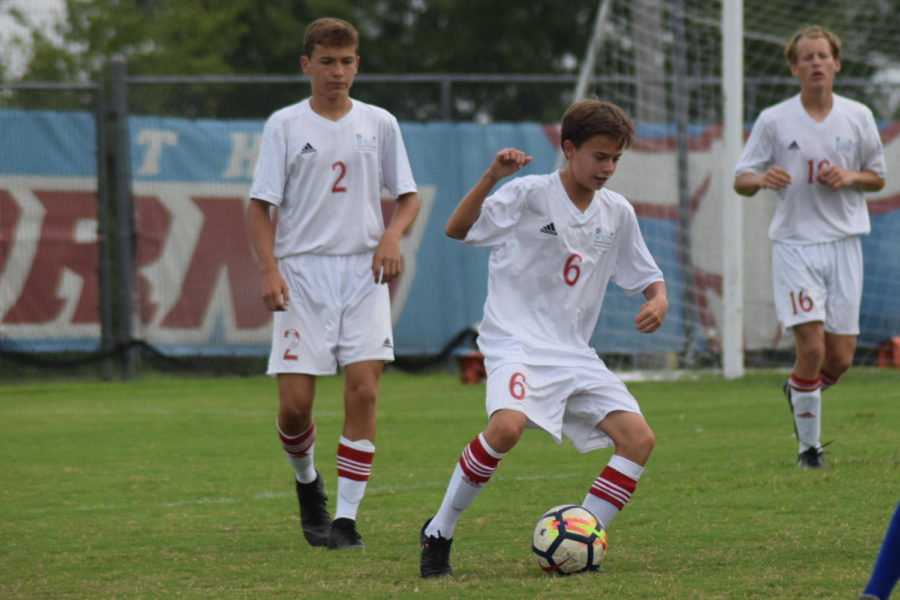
xmin=816 ymin=165 xmax=856 ymax=189
xmin=761 ymin=165 xmax=792 ymax=190
xmin=260 ymin=268 xmax=289 ymax=311
xmin=488 ymin=148 xmax=532 ymax=180
xmin=372 ymin=233 xmax=402 ymax=284
xmin=634 ymin=295 xmax=668 ymax=334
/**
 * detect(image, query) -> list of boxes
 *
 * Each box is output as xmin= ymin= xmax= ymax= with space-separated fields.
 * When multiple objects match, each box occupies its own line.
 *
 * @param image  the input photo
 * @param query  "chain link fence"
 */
xmin=1 ymin=68 xmax=898 ymax=380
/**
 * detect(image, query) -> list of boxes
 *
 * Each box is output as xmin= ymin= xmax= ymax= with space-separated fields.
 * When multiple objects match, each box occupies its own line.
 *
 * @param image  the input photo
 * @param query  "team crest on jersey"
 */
xmin=594 ymin=228 xmax=614 ymax=250
xmin=834 ymin=137 xmax=852 ymax=151
xmin=356 ymin=134 xmax=378 ymax=152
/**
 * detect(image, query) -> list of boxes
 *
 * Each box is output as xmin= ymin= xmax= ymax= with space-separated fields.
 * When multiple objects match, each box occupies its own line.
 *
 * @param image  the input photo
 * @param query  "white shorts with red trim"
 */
xmin=485 ymin=362 xmax=641 ymax=454
xmin=771 ymin=237 xmax=862 ymax=335
xmin=267 ymin=252 xmax=394 ymax=375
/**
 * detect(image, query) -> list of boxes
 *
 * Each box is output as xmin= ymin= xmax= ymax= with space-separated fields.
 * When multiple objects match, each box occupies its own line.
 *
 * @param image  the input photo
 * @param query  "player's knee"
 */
xmin=616 ymin=425 xmax=654 ymax=464
xmin=277 ymin=400 xmax=312 ymax=431
xmin=484 ymin=412 xmax=525 ymax=453
xmin=633 ymin=426 xmax=655 ymax=456
xmin=345 ymin=381 xmax=378 ymax=407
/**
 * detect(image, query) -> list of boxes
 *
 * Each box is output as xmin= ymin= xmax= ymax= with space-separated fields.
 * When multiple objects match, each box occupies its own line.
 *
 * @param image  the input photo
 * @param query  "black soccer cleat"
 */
xmin=296 ymin=472 xmax=332 ymax=547
xmin=783 ymin=380 xmax=801 ymax=436
xmin=327 ymin=517 xmax=364 ymax=549
xmin=420 ymin=517 xmax=453 ymax=578
xmin=797 ymin=446 xmax=825 ymax=469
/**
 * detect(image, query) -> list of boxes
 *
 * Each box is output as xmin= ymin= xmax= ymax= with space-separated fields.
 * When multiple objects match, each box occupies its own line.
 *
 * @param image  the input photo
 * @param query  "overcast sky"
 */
xmin=0 ymin=0 xmax=65 ymax=77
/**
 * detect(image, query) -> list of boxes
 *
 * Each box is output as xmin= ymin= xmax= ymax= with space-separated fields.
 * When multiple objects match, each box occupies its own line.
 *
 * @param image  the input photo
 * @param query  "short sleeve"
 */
xmin=463 ymin=178 xmax=527 ymax=248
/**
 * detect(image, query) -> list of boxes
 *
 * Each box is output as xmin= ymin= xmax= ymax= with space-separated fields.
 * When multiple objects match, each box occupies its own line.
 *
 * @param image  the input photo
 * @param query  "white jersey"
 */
xmin=734 ymin=93 xmax=886 ymax=244
xmin=464 ymin=172 xmax=664 ymax=372
xmin=249 ymin=98 xmax=417 ymax=257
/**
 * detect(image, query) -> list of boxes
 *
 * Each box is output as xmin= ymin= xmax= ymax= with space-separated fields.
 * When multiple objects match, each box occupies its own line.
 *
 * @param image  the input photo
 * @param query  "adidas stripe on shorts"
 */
xmin=267 ymin=252 xmax=394 ymax=376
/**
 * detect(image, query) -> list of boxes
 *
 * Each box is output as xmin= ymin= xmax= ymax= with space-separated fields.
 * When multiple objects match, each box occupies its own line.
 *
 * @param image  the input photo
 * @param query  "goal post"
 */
xmin=720 ymin=0 xmax=744 ymax=379
xmin=564 ymin=0 xmax=899 ymax=376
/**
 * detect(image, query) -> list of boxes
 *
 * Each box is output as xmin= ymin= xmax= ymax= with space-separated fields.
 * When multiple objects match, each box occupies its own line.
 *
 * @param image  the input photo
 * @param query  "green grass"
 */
xmin=1 ymin=368 xmax=898 ymax=599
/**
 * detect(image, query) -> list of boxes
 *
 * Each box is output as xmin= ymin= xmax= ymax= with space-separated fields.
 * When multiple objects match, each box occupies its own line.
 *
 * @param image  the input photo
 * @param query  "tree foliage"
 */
xmin=10 ymin=0 xmax=899 ymax=120
xmin=19 ymin=0 xmax=595 ymax=80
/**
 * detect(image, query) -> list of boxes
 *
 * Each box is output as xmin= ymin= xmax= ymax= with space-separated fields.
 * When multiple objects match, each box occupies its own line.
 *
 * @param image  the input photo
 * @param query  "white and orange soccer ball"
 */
xmin=532 ymin=504 xmax=607 ymax=575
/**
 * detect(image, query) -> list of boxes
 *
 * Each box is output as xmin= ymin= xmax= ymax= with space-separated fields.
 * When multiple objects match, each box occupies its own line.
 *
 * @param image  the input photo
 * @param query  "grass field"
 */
xmin=1 ymin=367 xmax=898 ymax=599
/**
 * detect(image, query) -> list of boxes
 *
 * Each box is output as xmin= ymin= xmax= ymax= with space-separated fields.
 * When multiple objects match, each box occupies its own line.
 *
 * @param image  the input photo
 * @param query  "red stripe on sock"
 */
xmin=459 ymin=435 xmax=500 ymax=486
xmin=279 ymin=423 xmax=315 ymax=457
xmin=588 ymin=466 xmax=637 ymax=510
xmin=789 ymin=373 xmax=821 ymax=393
xmin=819 ymin=370 xmax=839 ymax=387
xmin=336 ymin=442 xmax=374 ymax=482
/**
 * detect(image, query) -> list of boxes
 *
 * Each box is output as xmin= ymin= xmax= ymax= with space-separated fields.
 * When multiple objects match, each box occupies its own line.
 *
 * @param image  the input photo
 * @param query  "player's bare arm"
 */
xmin=445 ymin=148 xmax=532 ymax=239
xmin=634 ymin=281 xmax=668 ymax=334
xmin=247 ymin=198 xmax=290 ymax=311
xmin=733 ymin=166 xmax=792 ymax=196
xmin=817 ymin=166 xmax=885 ymax=191
xmin=373 ymin=191 xmax=421 ymax=284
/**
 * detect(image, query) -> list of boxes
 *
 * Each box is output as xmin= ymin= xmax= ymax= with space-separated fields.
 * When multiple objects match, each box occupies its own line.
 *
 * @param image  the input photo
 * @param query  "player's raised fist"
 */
xmin=489 ymin=148 xmax=532 ymax=179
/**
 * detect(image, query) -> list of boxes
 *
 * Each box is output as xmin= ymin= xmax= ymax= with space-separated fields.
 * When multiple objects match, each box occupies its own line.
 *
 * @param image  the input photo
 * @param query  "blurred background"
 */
xmin=1 ymin=0 xmax=898 ymax=380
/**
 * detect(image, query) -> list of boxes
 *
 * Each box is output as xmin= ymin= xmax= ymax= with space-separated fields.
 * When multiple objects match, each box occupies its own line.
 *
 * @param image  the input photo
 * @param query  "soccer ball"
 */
xmin=532 ymin=504 xmax=607 ymax=574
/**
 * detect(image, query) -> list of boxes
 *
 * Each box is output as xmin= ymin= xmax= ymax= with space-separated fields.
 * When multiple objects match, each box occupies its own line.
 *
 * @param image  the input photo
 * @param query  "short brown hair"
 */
xmin=303 ymin=18 xmax=359 ymax=58
xmin=560 ymin=99 xmax=634 ymax=151
xmin=783 ymin=25 xmax=841 ymax=65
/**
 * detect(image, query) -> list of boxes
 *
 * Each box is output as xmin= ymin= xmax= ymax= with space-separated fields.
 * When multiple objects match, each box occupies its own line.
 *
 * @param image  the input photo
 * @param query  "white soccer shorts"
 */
xmin=484 ymin=362 xmax=642 ymax=454
xmin=771 ymin=237 xmax=863 ymax=335
xmin=267 ymin=252 xmax=394 ymax=376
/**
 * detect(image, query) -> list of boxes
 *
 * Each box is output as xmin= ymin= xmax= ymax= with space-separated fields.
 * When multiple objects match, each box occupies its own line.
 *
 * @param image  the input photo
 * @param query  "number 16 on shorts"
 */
xmin=789 ymin=289 xmax=814 ymax=315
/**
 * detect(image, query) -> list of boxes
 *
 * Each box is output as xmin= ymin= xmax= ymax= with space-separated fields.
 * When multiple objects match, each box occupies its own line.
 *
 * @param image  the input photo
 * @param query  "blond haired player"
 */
xmin=734 ymin=25 xmax=886 ymax=468
xmin=247 ymin=17 xmax=419 ymax=549
xmin=419 ymin=99 xmax=668 ymax=578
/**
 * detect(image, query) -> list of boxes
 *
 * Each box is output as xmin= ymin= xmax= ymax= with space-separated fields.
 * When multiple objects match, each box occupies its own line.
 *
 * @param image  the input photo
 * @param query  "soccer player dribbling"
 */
xmin=419 ymin=99 xmax=668 ymax=578
xmin=733 ymin=25 xmax=886 ymax=469
xmin=247 ymin=17 xmax=420 ymax=549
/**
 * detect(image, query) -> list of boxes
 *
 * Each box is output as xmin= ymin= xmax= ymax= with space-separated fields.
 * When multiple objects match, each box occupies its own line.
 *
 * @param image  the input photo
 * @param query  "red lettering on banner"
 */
xmin=2 ymin=190 xmax=98 ymax=324
xmin=0 ymin=190 xmax=21 ymax=277
xmin=134 ymin=194 xmax=173 ymax=324
xmin=159 ymin=196 xmax=268 ymax=329
xmin=692 ymin=268 xmax=723 ymax=352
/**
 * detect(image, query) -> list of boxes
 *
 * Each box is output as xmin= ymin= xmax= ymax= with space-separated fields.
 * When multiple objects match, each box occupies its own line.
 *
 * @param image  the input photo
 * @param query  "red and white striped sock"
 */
xmin=583 ymin=455 xmax=643 ymax=528
xmin=335 ymin=436 xmax=375 ymax=521
xmin=278 ymin=421 xmax=317 ymax=484
xmin=425 ymin=433 xmax=505 ymax=539
xmin=788 ymin=373 xmax=821 ymax=452
xmin=819 ymin=370 xmax=840 ymax=391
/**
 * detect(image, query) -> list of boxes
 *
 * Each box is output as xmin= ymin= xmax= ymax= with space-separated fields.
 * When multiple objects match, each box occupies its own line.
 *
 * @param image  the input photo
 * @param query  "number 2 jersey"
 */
xmin=734 ymin=93 xmax=886 ymax=245
xmin=464 ymin=171 xmax=664 ymax=372
xmin=249 ymin=98 xmax=417 ymax=257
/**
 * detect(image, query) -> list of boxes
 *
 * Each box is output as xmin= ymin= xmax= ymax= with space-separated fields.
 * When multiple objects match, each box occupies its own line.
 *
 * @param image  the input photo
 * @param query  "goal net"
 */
xmin=576 ymin=0 xmax=900 ymax=372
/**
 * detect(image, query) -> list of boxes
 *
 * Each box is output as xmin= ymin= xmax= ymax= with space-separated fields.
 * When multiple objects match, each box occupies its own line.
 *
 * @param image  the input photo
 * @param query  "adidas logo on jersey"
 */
xmin=301 ymin=142 xmax=317 ymax=155
xmin=382 ymin=337 xmax=393 ymax=349
xmin=787 ymin=140 xmax=800 ymax=151
xmin=540 ymin=222 xmax=557 ymax=236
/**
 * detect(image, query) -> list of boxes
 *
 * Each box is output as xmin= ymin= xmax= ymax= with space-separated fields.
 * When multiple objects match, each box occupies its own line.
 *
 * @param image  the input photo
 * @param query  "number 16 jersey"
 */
xmin=733 ymin=93 xmax=886 ymax=245
xmin=464 ymin=171 xmax=664 ymax=372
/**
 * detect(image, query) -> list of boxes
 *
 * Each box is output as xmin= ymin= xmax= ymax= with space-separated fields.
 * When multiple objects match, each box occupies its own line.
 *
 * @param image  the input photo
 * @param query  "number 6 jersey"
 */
xmin=464 ymin=171 xmax=664 ymax=372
